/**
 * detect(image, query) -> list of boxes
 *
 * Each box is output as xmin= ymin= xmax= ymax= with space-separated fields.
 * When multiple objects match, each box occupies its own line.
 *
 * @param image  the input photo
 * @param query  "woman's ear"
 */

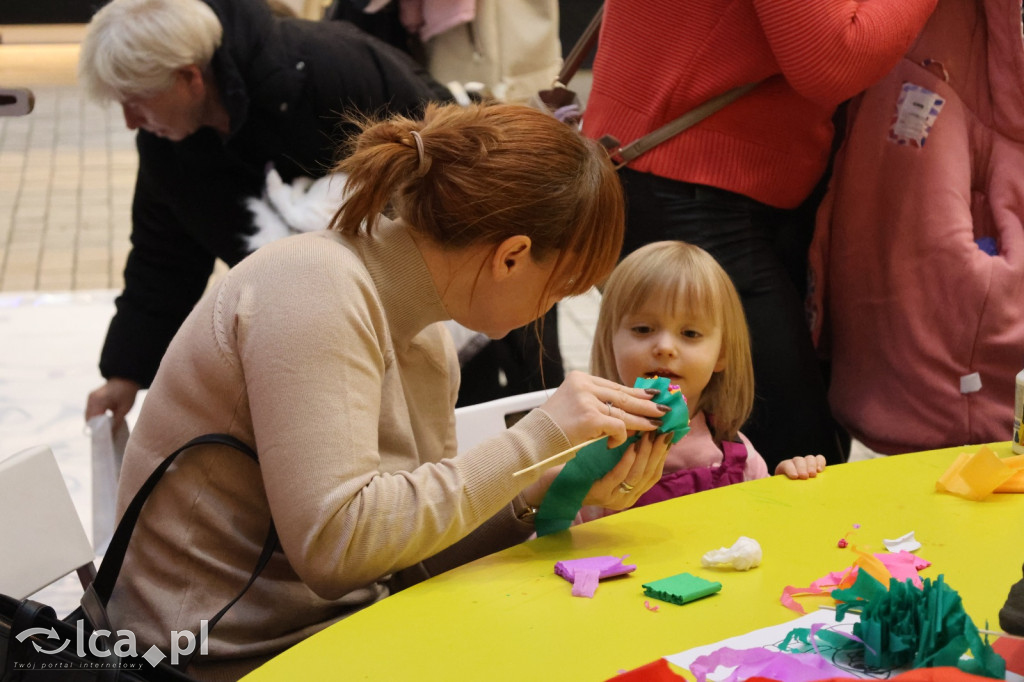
xmin=490 ymin=235 xmax=533 ymax=281
xmin=177 ymin=64 xmax=206 ymax=98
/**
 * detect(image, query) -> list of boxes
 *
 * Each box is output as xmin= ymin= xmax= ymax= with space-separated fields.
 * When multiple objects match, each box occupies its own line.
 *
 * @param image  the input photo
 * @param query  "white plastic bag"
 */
xmin=88 ymin=414 xmax=128 ymax=554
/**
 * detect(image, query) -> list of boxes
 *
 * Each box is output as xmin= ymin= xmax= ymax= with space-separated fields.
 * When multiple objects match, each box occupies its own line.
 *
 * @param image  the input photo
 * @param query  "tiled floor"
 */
xmin=1 ymin=43 xmax=137 ymax=293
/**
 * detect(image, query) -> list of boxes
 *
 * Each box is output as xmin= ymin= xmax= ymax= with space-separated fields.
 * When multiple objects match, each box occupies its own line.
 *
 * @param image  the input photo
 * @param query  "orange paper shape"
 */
xmin=935 ymin=446 xmax=1016 ymax=500
xmin=995 ymin=454 xmax=1024 ymax=493
xmin=850 ymin=545 xmax=892 ymax=586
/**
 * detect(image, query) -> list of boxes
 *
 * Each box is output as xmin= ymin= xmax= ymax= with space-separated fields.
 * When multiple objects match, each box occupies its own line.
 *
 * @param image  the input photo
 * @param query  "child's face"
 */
xmin=611 ymin=302 xmax=726 ymax=411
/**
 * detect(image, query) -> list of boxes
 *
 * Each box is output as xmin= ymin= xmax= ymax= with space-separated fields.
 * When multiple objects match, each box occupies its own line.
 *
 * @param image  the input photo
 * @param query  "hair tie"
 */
xmin=410 ymin=130 xmax=426 ymax=173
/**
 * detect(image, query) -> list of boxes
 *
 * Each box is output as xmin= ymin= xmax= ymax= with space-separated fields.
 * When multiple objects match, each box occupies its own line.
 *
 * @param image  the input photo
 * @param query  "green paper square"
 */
xmin=642 ymin=572 xmax=722 ymax=605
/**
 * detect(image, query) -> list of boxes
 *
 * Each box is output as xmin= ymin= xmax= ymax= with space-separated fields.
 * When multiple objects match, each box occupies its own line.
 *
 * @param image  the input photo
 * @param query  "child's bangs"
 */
xmin=667 ymin=271 xmax=722 ymax=325
xmin=626 ymin=264 xmax=721 ymax=325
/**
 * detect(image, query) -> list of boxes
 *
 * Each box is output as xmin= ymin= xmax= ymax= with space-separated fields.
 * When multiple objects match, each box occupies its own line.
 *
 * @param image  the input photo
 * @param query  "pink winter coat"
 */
xmin=809 ymin=0 xmax=1024 ymax=454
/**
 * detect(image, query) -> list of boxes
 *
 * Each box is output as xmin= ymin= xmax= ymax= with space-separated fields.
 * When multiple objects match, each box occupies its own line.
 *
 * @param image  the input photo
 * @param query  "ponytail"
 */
xmin=330 ymin=102 xmax=624 ymax=297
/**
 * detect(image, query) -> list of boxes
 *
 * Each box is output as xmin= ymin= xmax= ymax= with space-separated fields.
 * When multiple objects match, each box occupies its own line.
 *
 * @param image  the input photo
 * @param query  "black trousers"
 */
xmin=619 ymin=168 xmax=845 ymax=469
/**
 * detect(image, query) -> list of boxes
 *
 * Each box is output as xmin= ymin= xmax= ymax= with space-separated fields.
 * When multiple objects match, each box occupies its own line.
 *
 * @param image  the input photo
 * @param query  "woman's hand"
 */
xmin=775 ymin=454 xmax=827 ymax=480
xmin=583 ymin=430 xmax=671 ymax=510
xmin=520 ymin=430 xmax=672 ymax=512
xmin=540 ymin=370 xmax=668 ymax=448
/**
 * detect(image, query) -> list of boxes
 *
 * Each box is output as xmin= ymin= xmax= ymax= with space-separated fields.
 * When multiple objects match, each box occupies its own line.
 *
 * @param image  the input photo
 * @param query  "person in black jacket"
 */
xmin=79 ymin=0 xmax=451 ymax=424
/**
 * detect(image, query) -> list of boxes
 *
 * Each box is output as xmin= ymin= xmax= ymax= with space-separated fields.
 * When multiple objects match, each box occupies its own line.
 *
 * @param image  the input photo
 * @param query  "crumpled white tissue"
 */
xmin=701 ymin=536 xmax=762 ymax=571
xmin=883 ymin=531 xmax=922 ymax=553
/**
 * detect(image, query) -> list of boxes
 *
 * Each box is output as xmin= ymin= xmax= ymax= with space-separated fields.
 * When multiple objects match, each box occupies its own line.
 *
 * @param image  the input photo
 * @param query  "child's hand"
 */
xmin=775 ymin=455 xmax=827 ymax=480
xmin=581 ymin=430 xmax=672 ymax=510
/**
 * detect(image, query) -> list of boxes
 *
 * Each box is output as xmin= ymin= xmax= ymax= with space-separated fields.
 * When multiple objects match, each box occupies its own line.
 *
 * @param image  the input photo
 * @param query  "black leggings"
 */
xmin=619 ymin=168 xmax=845 ymax=469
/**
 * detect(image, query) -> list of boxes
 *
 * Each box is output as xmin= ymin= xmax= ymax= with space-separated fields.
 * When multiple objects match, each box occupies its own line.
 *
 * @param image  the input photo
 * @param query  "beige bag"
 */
xmin=423 ymin=0 xmax=562 ymax=103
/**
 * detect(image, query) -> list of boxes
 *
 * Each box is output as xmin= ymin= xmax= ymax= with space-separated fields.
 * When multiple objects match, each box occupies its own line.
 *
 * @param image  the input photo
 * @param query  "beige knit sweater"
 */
xmin=107 ymin=220 xmax=569 ymax=679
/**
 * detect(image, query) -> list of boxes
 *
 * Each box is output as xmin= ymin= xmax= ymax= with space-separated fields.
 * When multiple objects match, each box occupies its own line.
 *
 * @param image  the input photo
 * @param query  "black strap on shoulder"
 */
xmin=177 ymin=522 xmax=279 ymax=670
xmin=90 ymin=433 xmax=261 ymax=601
xmin=82 ymin=433 xmax=278 ymax=667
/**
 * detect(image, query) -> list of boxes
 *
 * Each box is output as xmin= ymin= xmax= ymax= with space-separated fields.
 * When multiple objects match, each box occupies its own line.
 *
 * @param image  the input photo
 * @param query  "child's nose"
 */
xmin=653 ymin=333 xmax=677 ymax=355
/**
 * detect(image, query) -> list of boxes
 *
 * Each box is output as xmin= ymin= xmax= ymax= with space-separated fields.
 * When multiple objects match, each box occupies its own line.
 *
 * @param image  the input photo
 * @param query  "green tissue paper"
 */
xmin=534 ymin=376 xmax=690 ymax=537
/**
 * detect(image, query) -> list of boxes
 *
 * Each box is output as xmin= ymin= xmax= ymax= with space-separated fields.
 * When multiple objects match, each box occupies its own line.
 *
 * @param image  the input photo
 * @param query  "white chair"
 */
xmin=454 ymin=389 xmax=553 ymax=454
xmin=0 ymin=445 xmax=96 ymax=599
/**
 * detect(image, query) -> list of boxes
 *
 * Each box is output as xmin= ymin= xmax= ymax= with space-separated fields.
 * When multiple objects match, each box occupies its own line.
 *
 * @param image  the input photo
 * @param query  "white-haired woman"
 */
xmin=79 ymin=0 xmax=451 ymax=429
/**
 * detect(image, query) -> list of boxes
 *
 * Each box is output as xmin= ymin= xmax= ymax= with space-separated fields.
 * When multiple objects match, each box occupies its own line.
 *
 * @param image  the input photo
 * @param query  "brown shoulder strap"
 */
xmin=556 ymin=5 xmax=603 ymax=87
xmin=600 ymin=81 xmax=761 ymax=168
xmin=561 ymin=4 xmax=760 ymax=166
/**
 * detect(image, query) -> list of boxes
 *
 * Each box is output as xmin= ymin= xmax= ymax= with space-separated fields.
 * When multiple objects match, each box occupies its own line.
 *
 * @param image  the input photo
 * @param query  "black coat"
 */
xmin=99 ymin=0 xmax=450 ymax=386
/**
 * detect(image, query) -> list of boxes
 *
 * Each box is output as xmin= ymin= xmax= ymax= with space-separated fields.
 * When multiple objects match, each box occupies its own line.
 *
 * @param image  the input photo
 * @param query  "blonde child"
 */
xmin=582 ymin=241 xmax=825 ymax=521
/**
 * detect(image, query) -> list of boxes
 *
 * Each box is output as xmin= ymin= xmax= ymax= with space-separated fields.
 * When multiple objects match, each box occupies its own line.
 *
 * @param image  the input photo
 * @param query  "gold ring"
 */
xmin=618 ymin=481 xmax=635 ymax=493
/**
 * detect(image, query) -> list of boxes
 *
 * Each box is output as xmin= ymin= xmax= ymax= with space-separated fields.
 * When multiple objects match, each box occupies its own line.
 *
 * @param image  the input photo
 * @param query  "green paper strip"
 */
xmin=534 ymin=376 xmax=690 ymax=536
xmin=642 ymin=572 xmax=722 ymax=605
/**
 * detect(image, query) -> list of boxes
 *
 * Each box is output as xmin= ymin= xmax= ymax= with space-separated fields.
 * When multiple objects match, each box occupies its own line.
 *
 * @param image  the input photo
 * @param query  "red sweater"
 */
xmin=581 ymin=0 xmax=937 ymax=208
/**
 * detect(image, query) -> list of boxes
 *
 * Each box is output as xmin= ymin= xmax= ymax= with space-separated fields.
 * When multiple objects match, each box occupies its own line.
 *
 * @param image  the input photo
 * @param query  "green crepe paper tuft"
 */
xmin=534 ymin=376 xmax=690 ymax=537
xmin=817 ymin=572 xmax=1006 ymax=678
xmin=779 ymin=624 xmax=859 ymax=654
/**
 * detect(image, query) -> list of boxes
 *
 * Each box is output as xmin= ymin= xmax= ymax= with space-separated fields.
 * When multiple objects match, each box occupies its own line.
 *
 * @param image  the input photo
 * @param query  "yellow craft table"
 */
xmin=244 ymin=443 xmax=1023 ymax=681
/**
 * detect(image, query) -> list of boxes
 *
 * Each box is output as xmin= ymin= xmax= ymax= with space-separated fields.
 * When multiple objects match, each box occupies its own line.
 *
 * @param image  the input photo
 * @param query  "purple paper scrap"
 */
xmin=554 ymin=555 xmax=636 ymax=599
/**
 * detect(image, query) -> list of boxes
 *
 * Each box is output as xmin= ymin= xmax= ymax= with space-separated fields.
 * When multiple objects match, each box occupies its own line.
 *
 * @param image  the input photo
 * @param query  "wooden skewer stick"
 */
xmin=512 ymin=437 xmax=603 ymax=478
xmin=978 ymin=627 xmax=1024 ymax=641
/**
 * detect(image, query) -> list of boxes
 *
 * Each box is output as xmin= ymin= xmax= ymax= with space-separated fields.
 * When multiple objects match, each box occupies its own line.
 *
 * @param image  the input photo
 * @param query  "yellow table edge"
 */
xmin=246 ymin=442 xmax=1023 ymax=681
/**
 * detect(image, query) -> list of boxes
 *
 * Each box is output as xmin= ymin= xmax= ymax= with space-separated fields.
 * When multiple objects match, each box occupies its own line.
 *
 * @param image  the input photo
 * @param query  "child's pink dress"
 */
xmin=578 ymin=411 xmax=768 ymax=523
